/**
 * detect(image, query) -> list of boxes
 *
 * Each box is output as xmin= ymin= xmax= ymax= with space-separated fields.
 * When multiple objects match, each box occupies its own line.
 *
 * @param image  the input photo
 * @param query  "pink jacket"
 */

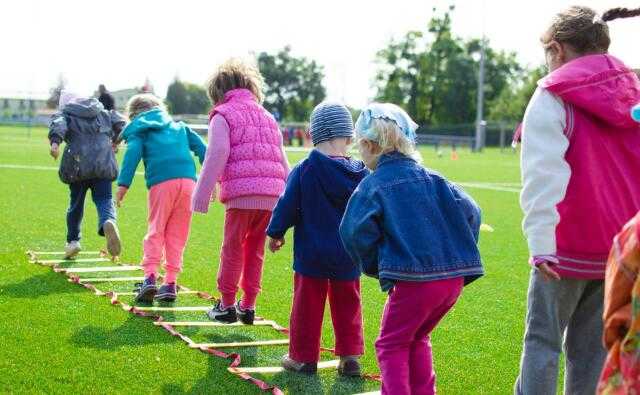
xmin=540 ymin=54 xmax=640 ymax=278
xmin=210 ymin=89 xmax=287 ymax=203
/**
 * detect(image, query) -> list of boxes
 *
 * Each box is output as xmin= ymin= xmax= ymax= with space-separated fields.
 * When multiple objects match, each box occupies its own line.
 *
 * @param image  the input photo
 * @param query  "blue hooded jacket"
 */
xmin=117 ymin=108 xmax=206 ymax=189
xmin=266 ymin=150 xmax=369 ymax=280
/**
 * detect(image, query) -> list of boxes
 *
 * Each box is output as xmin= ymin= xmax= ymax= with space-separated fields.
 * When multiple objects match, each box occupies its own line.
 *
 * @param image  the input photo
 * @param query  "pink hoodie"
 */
xmin=539 ymin=54 xmax=640 ymax=279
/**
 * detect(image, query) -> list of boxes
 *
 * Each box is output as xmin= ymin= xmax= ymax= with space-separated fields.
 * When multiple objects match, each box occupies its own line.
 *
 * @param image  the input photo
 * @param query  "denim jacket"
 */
xmin=339 ymin=152 xmax=484 ymax=291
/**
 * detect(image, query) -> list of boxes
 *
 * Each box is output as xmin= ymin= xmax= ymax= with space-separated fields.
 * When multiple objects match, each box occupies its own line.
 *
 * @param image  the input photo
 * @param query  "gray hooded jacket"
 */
xmin=48 ymin=98 xmax=125 ymax=184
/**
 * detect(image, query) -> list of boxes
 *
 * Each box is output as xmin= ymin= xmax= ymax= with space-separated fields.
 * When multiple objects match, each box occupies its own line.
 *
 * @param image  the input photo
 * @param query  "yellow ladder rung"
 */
xmin=190 ymin=339 xmax=289 ymax=348
xmin=229 ymin=359 xmax=339 ymax=374
xmin=78 ymin=276 xmax=145 ymax=283
xmin=61 ymin=265 xmax=142 ymax=273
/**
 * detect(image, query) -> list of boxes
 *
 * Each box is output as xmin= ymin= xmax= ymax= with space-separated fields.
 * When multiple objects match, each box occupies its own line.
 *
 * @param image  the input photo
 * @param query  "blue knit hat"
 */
xmin=309 ymin=101 xmax=354 ymax=146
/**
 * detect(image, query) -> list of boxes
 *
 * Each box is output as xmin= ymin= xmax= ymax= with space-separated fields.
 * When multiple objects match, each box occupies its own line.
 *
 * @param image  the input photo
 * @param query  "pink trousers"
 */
xmin=217 ymin=209 xmax=271 ymax=309
xmin=376 ymin=278 xmax=464 ymax=395
xmin=142 ymin=178 xmax=195 ymax=284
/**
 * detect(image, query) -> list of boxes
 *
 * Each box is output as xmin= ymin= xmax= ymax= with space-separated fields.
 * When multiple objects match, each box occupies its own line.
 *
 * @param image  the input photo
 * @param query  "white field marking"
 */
xmin=229 ymin=360 xmax=340 ymax=374
xmin=28 ymin=251 xmax=103 ymax=256
xmin=61 ymin=265 xmax=142 ymax=273
xmin=154 ymin=320 xmax=282 ymax=329
xmin=133 ymin=306 xmax=211 ymax=312
xmin=354 ymin=392 xmax=381 ymax=395
xmin=37 ymin=257 xmax=111 ymax=264
xmin=190 ymin=339 xmax=290 ymax=349
xmin=77 ymin=276 xmax=145 ymax=283
xmin=457 ymin=182 xmax=520 ymax=193
xmin=0 ymin=163 xmax=144 ymax=176
xmin=115 ymin=290 xmax=200 ymax=296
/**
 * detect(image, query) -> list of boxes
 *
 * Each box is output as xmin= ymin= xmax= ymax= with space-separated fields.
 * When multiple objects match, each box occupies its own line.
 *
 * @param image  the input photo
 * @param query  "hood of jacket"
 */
xmin=62 ymin=98 xmax=104 ymax=119
xmin=308 ymin=149 xmax=368 ymax=207
xmin=122 ymin=108 xmax=178 ymax=140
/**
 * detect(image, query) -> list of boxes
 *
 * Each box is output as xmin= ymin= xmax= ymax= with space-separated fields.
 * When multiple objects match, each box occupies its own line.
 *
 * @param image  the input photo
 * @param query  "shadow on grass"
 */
xmin=269 ymin=370 xmax=366 ymax=395
xmin=71 ymin=316 xmax=174 ymax=350
xmin=2 ymin=271 xmax=84 ymax=299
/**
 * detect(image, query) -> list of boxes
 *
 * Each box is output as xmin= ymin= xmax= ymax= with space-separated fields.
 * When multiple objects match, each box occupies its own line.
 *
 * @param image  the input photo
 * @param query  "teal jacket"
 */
xmin=117 ymin=108 xmax=207 ymax=189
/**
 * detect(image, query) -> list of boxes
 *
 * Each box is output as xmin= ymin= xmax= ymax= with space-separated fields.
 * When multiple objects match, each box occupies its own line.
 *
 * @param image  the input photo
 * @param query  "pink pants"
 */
xmin=217 ymin=209 xmax=271 ymax=309
xmin=376 ymin=278 xmax=464 ymax=395
xmin=289 ymin=273 xmax=364 ymax=363
xmin=142 ymin=178 xmax=195 ymax=284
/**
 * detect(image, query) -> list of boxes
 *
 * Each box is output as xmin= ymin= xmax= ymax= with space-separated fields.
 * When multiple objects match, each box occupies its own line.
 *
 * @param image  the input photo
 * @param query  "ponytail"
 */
xmin=602 ymin=7 xmax=640 ymax=22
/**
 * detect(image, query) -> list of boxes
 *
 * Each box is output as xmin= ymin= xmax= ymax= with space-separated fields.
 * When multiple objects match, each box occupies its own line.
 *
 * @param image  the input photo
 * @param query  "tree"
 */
xmin=46 ymin=74 xmax=66 ymax=109
xmin=374 ymin=6 xmax=522 ymax=127
xmin=165 ymin=78 xmax=209 ymax=115
xmin=488 ymin=65 xmax=547 ymax=123
xmin=257 ymin=46 xmax=326 ymax=122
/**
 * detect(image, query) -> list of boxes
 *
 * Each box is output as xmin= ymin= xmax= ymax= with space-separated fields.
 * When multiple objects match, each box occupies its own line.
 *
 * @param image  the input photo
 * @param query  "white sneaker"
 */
xmin=102 ymin=219 xmax=121 ymax=257
xmin=64 ymin=241 xmax=82 ymax=259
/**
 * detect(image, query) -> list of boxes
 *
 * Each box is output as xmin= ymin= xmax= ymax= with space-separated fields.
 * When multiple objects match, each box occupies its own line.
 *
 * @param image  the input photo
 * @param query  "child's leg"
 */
xmin=142 ymin=182 xmax=175 ymax=278
xmin=563 ymin=280 xmax=606 ymax=395
xmin=66 ymin=181 xmax=89 ymax=242
xmin=327 ymin=278 xmax=364 ymax=358
xmin=88 ymin=179 xmax=116 ymax=236
xmin=289 ymin=273 xmax=328 ymax=363
xmin=408 ymin=278 xmax=463 ymax=395
xmin=218 ymin=209 xmax=251 ymax=307
xmin=162 ymin=179 xmax=195 ymax=284
xmin=238 ymin=210 xmax=271 ymax=310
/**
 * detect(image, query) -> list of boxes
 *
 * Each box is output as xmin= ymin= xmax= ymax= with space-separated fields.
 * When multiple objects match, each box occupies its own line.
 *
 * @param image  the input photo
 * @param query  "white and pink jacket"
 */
xmin=521 ymin=54 xmax=640 ymax=279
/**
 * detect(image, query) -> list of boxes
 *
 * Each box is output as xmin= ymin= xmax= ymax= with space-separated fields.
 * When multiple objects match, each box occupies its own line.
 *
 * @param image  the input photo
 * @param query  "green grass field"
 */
xmin=0 ymin=125 xmax=534 ymax=394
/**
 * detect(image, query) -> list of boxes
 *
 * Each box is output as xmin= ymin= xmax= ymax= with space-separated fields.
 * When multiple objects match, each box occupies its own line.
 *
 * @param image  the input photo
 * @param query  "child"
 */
xmin=514 ymin=6 xmax=640 ymax=395
xmin=191 ymin=58 xmax=289 ymax=324
xmin=116 ymin=94 xmax=206 ymax=303
xmin=340 ymin=103 xmax=484 ymax=394
xmin=48 ymin=90 xmax=124 ymax=259
xmin=266 ymin=102 xmax=369 ymax=376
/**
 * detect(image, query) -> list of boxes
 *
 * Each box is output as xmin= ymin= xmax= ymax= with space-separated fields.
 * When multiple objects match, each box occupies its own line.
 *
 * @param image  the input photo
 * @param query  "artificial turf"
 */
xmin=0 ymin=125 xmax=541 ymax=394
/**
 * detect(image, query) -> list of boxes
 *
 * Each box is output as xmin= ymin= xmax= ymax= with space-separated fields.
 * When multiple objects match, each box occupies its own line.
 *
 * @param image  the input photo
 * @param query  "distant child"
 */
xmin=191 ymin=58 xmax=289 ymax=324
xmin=48 ymin=90 xmax=125 ymax=259
xmin=340 ymin=103 xmax=483 ymax=394
xmin=266 ymin=102 xmax=369 ymax=376
xmin=514 ymin=7 xmax=640 ymax=395
xmin=116 ymin=94 xmax=206 ymax=303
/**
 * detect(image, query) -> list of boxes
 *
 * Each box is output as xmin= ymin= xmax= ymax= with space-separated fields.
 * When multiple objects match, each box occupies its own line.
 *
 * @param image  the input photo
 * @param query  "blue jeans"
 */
xmin=67 ymin=179 xmax=116 ymax=243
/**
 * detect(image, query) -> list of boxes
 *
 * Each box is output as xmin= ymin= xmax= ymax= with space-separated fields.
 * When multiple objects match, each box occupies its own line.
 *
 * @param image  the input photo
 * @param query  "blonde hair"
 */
xmin=207 ymin=58 xmax=265 ymax=105
xmin=126 ymin=94 xmax=165 ymax=120
xmin=360 ymin=118 xmax=422 ymax=163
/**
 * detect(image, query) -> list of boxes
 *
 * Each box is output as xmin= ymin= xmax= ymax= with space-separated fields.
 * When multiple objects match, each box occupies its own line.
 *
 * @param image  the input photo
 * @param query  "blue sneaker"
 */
xmin=154 ymin=283 xmax=177 ymax=302
xmin=135 ymin=275 xmax=157 ymax=304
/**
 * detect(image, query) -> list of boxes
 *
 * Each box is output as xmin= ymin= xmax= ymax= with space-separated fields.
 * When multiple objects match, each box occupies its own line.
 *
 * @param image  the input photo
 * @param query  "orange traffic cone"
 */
xmin=451 ymin=150 xmax=459 ymax=160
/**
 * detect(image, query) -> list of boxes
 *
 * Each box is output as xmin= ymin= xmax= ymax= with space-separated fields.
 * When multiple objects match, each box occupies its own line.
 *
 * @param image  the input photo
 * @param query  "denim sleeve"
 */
xmin=187 ymin=127 xmax=207 ymax=165
xmin=266 ymin=165 xmax=301 ymax=239
xmin=117 ymin=134 xmax=143 ymax=188
xmin=340 ymin=187 xmax=381 ymax=278
xmin=48 ymin=113 xmax=67 ymax=145
xmin=449 ymin=182 xmax=482 ymax=242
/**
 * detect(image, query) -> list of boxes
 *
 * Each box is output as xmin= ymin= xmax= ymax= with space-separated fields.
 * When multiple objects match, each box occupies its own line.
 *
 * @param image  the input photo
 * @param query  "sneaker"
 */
xmin=135 ymin=275 xmax=157 ymax=304
xmin=206 ymin=301 xmax=237 ymax=323
xmin=338 ymin=357 xmax=362 ymax=377
xmin=154 ymin=283 xmax=177 ymax=302
xmin=235 ymin=301 xmax=255 ymax=325
xmin=281 ymin=354 xmax=317 ymax=374
xmin=64 ymin=240 xmax=82 ymax=260
xmin=102 ymin=220 xmax=121 ymax=257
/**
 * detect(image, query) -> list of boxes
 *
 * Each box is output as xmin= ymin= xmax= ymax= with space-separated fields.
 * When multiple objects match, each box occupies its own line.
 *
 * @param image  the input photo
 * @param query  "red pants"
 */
xmin=289 ymin=273 xmax=365 ymax=363
xmin=217 ymin=209 xmax=271 ymax=309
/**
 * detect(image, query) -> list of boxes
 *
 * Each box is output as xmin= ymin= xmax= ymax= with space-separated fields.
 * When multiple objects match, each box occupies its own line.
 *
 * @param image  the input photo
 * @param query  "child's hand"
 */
xmin=50 ymin=143 xmax=60 ymax=160
xmin=116 ymin=186 xmax=128 ymax=207
xmin=537 ymin=262 xmax=561 ymax=281
xmin=112 ymin=142 xmax=119 ymax=154
xmin=268 ymin=237 xmax=285 ymax=253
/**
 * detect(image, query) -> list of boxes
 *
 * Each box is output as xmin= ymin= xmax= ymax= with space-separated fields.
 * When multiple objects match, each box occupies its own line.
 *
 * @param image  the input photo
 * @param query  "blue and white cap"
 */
xmin=309 ymin=101 xmax=354 ymax=146
xmin=355 ymin=103 xmax=418 ymax=143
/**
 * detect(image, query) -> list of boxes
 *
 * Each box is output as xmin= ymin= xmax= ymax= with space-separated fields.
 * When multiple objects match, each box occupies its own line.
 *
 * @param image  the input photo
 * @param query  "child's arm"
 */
xmin=340 ymin=187 xmax=382 ymax=278
xmin=449 ymin=183 xmax=481 ymax=242
xmin=48 ymin=113 xmax=67 ymax=159
xmin=266 ymin=164 xmax=302 ymax=251
xmin=109 ymin=110 xmax=126 ymax=143
xmin=186 ymin=126 xmax=207 ymax=165
xmin=277 ymin=131 xmax=291 ymax=179
xmin=115 ymin=134 xmax=143 ymax=205
xmin=191 ymin=115 xmax=230 ymax=214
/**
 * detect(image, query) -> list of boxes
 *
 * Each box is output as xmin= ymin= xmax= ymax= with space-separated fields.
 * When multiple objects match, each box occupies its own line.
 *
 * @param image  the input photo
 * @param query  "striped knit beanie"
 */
xmin=309 ymin=101 xmax=354 ymax=146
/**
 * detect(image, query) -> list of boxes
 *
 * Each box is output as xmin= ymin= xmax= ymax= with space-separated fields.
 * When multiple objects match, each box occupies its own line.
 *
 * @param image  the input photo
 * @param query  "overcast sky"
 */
xmin=2 ymin=0 xmax=637 ymax=107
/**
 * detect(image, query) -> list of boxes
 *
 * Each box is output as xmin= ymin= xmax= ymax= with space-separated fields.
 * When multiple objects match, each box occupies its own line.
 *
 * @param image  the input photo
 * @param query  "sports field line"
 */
xmin=2 ymin=163 xmax=520 ymax=193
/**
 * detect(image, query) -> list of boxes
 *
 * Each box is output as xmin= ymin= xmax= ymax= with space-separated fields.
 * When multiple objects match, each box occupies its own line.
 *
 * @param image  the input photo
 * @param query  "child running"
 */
xmin=514 ymin=7 xmax=640 ymax=395
xmin=191 ymin=58 xmax=289 ymax=324
xmin=340 ymin=103 xmax=484 ymax=394
xmin=116 ymin=94 xmax=206 ymax=303
xmin=266 ymin=102 xmax=369 ymax=376
xmin=48 ymin=90 xmax=124 ymax=259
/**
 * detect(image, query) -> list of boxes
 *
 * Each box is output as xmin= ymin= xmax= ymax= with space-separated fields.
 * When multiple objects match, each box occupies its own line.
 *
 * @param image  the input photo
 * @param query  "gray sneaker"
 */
xmin=64 ymin=241 xmax=82 ymax=260
xmin=135 ymin=275 xmax=157 ymax=304
xmin=207 ymin=301 xmax=237 ymax=324
xmin=102 ymin=220 xmax=121 ymax=257
xmin=281 ymin=354 xmax=317 ymax=374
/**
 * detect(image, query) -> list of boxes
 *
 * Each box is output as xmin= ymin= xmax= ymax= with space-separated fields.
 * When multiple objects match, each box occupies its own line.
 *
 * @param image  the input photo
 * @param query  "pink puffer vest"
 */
xmin=210 ymin=89 xmax=286 ymax=203
xmin=540 ymin=54 xmax=640 ymax=279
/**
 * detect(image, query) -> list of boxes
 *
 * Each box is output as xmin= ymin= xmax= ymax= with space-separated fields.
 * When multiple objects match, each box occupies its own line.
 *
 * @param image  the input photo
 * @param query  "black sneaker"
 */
xmin=206 ymin=301 xmax=237 ymax=323
xmin=154 ymin=283 xmax=177 ymax=302
xmin=338 ymin=357 xmax=362 ymax=377
xmin=135 ymin=275 xmax=157 ymax=304
xmin=281 ymin=354 xmax=317 ymax=374
xmin=235 ymin=301 xmax=255 ymax=325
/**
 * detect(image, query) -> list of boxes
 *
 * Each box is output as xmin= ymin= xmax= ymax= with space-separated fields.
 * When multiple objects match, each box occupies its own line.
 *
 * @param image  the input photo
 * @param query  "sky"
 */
xmin=2 ymin=0 xmax=638 ymax=107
